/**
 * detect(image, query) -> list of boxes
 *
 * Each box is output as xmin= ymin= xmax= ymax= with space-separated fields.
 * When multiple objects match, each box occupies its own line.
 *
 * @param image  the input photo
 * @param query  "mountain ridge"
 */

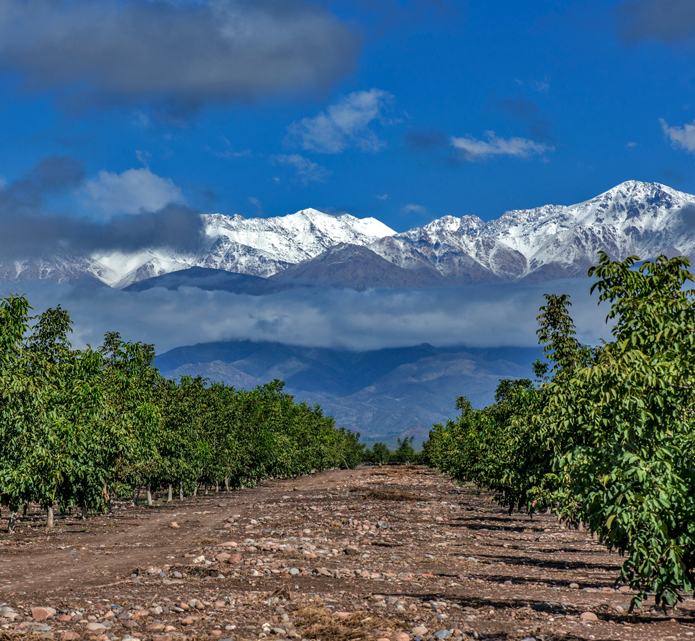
xmin=156 ymin=340 xmax=542 ymax=445
xmin=3 ymin=180 xmax=695 ymax=290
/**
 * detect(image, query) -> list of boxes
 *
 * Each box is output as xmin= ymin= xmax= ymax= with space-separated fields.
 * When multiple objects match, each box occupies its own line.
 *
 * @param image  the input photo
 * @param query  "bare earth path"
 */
xmin=0 ymin=465 xmax=693 ymax=641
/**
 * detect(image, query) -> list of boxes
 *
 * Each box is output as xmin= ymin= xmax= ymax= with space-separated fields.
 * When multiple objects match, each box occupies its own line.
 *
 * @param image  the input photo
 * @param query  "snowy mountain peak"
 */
xmin=4 ymin=181 xmax=695 ymax=289
xmin=378 ymin=180 xmax=695 ymax=283
xmin=97 ymin=207 xmax=397 ymax=287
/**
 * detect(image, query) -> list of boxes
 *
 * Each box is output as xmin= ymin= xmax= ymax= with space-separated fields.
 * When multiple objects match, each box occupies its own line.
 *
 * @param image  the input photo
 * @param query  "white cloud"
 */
xmin=376 ymin=194 xmax=388 ymax=200
xmin=271 ymin=154 xmax=331 ymax=183
xmin=660 ymin=117 xmax=695 ymax=154
xmin=5 ymin=278 xmax=613 ymax=355
xmin=287 ymin=89 xmax=394 ymax=154
xmin=401 ymin=203 xmax=428 ymax=216
xmin=627 ymin=141 xmax=638 ymax=148
xmin=82 ymin=167 xmax=184 ymax=215
xmin=450 ymin=131 xmax=553 ymax=161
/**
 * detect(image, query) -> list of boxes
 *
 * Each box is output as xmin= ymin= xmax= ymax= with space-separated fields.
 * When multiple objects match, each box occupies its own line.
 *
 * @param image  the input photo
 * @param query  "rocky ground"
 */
xmin=0 ymin=465 xmax=693 ymax=641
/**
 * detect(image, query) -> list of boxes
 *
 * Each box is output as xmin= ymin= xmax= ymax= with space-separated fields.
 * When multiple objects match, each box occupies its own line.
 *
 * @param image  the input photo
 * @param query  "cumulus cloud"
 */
xmin=450 ymin=131 xmax=553 ymax=161
xmin=617 ymin=0 xmax=695 ymax=43
xmin=660 ymin=117 xmax=695 ymax=154
xmin=2 ymin=278 xmax=613 ymax=355
xmin=0 ymin=0 xmax=361 ymax=114
xmin=286 ymin=89 xmax=395 ymax=153
xmin=271 ymin=154 xmax=331 ymax=183
xmin=0 ymin=156 xmax=204 ymax=258
xmin=82 ymin=167 xmax=184 ymax=216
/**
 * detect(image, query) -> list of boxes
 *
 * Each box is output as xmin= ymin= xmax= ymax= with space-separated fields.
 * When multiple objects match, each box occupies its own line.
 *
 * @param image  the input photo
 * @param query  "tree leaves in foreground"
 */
xmin=423 ymin=252 xmax=695 ymax=611
xmin=0 ymin=297 xmax=364 ymax=527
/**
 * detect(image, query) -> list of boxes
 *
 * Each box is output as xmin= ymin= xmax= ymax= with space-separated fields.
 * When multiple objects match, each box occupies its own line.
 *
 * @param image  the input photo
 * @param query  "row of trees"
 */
xmin=363 ymin=437 xmax=421 ymax=465
xmin=0 ymin=295 xmax=364 ymax=529
xmin=423 ymin=252 xmax=695 ymax=611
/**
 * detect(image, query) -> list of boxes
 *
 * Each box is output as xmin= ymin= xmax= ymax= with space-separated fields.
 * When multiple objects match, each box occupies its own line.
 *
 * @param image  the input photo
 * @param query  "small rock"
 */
xmin=146 ymin=623 xmax=166 ymax=632
xmin=227 ymin=554 xmax=242 ymax=563
xmin=192 ymin=555 xmax=206 ymax=564
xmin=412 ymin=626 xmax=429 ymax=636
xmin=32 ymin=607 xmax=57 ymax=621
xmin=395 ymin=633 xmax=410 ymax=641
xmin=289 ymin=568 xmax=300 ymax=576
xmin=272 ymin=628 xmax=287 ymax=637
xmin=216 ymin=553 xmax=231 ymax=563
xmin=172 ymin=571 xmax=183 ymax=579
xmin=180 ymin=618 xmax=194 ymax=626
xmin=86 ymin=623 xmax=107 ymax=632
xmin=520 ymin=637 xmax=536 ymax=641
xmin=580 ymin=612 xmax=598 ymax=621
xmin=152 ymin=636 xmax=173 ymax=641
xmin=569 ymin=582 xmax=579 ymax=589
xmin=220 ymin=541 xmax=237 ymax=548
xmin=169 ymin=522 xmax=180 ymax=529
xmin=434 ymin=631 xmax=451 ymax=639
xmin=61 ymin=632 xmax=81 ymax=640
xmin=344 ymin=545 xmax=360 ymax=556
xmin=335 ymin=612 xmax=351 ymax=620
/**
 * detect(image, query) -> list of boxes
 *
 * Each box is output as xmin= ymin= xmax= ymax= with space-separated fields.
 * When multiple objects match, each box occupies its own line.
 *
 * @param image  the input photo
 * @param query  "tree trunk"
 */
xmin=167 ymin=484 xmax=173 ymax=502
xmin=224 ymin=477 xmax=230 ymax=492
xmin=8 ymin=511 xmax=18 ymax=533
xmin=147 ymin=482 xmax=153 ymax=506
xmin=81 ymin=504 xmax=88 ymax=520
xmin=193 ymin=483 xmax=198 ymax=497
xmin=179 ymin=481 xmax=184 ymax=500
xmin=23 ymin=502 xmax=28 ymax=518
xmin=47 ymin=505 xmax=54 ymax=528
xmin=215 ymin=482 xmax=219 ymax=493
xmin=204 ymin=484 xmax=208 ymax=495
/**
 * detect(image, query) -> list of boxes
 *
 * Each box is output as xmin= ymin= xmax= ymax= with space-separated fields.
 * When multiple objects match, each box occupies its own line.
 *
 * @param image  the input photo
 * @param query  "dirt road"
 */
xmin=0 ymin=465 xmax=692 ymax=641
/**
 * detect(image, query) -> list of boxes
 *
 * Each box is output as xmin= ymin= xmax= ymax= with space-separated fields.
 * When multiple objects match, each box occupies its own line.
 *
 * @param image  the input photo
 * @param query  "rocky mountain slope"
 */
xmin=3 ymin=181 xmax=695 ymax=289
xmin=370 ymin=180 xmax=695 ymax=283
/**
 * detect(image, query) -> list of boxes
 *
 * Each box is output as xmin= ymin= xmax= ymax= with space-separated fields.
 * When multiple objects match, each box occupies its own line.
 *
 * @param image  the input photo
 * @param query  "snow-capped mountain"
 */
xmin=95 ymin=207 xmax=395 ymax=288
xmin=2 ymin=208 xmax=396 ymax=289
xmin=2 ymin=181 xmax=695 ymax=289
xmin=370 ymin=180 xmax=695 ymax=283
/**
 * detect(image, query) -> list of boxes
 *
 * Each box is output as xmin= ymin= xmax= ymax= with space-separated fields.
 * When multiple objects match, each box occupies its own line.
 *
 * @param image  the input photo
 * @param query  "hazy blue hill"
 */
xmin=156 ymin=340 xmax=541 ymax=445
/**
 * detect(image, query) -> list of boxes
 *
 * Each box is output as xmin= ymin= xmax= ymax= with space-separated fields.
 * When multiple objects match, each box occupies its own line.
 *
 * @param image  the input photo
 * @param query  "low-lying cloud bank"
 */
xmin=2 ymin=279 xmax=614 ymax=355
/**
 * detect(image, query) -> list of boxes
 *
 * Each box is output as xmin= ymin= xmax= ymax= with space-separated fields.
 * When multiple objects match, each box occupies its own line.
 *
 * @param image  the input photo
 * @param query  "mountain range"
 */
xmin=3 ymin=180 xmax=695 ymax=290
xmin=156 ymin=341 xmax=541 ymax=446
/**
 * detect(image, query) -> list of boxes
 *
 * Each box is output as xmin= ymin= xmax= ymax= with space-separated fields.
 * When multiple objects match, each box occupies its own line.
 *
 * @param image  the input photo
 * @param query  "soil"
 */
xmin=0 ymin=465 xmax=693 ymax=641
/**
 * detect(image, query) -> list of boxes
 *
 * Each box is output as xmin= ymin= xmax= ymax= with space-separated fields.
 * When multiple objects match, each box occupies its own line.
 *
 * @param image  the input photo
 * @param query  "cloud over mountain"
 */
xmin=0 ymin=0 xmax=361 ymax=113
xmin=82 ymin=167 xmax=184 ymax=216
xmin=4 ymin=278 xmax=610 ymax=355
xmin=0 ymin=156 xmax=204 ymax=258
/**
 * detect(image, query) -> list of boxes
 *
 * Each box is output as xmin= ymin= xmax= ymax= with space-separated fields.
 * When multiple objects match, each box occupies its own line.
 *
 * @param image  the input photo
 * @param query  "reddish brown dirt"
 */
xmin=0 ymin=465 xmax=693 ymax=641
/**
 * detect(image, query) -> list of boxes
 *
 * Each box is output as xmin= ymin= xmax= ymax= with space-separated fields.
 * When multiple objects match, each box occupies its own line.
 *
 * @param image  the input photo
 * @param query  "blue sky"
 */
xmin=1 ymin=0 xmax=695 ymax=233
